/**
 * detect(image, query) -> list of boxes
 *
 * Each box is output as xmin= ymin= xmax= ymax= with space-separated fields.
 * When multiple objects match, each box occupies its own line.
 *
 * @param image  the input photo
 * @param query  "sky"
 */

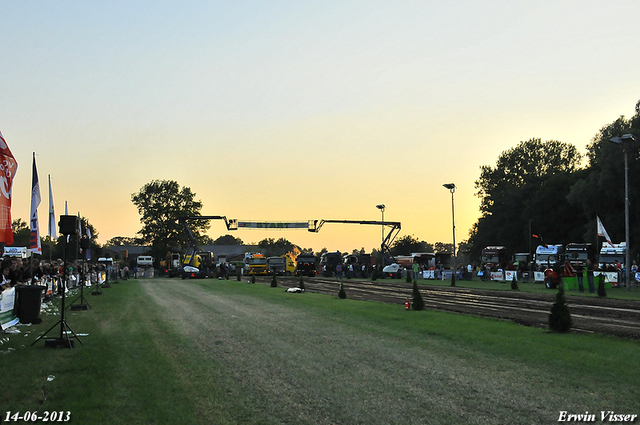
xmin=1 ymin=0 xmax=639 ymax=254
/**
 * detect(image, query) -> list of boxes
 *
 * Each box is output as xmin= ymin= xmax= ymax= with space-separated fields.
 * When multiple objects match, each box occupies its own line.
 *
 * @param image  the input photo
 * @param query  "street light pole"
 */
xmin=609 ymin=134 xmax=635 ymax=292
xmin=376 ymin=204 xmax=386 ymax=268
xmin=443 ymin=184 xmax=456 ymax=286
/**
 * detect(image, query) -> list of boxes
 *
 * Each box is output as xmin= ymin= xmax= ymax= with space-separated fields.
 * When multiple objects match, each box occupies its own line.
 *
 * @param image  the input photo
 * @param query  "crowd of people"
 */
xmin=0 ymin=256 xmax=108 ymax=293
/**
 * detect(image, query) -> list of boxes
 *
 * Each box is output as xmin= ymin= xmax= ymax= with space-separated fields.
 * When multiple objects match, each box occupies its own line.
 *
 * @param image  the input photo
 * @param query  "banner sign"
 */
xmin=237 ymin=221 xmax=309 ymax=229
xmin=0 ymin=287 xmax=19 ymax=330
xmin=490 ymin=271 xmax=504 ymax=281
xmin=0 ymin=131 xmax=17 ymax=245
xmin=30 ymin=153 xmax=42 ymax=254
xmin=505 ymin=270 xmax=517 ymax=281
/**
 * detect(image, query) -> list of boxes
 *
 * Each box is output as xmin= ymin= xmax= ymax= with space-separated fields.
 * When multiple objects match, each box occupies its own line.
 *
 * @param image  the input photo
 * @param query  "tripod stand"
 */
xmin=68 ymin=260 xmax=90 ymax=310
xmin=32 ymin=218 xmax=83 ymax=348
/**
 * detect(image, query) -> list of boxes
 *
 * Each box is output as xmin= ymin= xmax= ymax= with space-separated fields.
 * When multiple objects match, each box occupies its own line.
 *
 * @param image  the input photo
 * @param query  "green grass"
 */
xmin=407 ymin=277 xmax=640 ymax=300
xmin=1 ymin=278 xmax=639 ymax=424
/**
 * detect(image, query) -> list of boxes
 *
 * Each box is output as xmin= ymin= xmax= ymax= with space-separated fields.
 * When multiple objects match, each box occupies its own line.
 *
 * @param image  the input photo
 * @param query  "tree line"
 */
xmin=467 ymin=99 xmax=640 ymax=263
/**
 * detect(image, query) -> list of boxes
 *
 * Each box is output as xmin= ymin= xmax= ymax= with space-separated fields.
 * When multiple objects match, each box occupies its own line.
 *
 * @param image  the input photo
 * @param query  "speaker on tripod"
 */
xmin=32 ymin=215 xmax=83 ymax=348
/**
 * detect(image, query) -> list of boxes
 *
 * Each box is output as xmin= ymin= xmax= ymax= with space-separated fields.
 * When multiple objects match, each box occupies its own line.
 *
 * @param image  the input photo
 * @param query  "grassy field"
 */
xmin=1 ymin=278 xmax=639 ymax=424
xmin=407 ymin=275 xmax=640 ymax=301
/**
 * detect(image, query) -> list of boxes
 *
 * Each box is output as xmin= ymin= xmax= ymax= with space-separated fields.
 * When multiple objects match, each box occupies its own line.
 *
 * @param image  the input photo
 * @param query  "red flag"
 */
xmin=0 ymin=131 xmax=18 ymax=245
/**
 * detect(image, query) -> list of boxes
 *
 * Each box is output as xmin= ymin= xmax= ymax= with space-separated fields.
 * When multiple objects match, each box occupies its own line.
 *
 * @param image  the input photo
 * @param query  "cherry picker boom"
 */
xmin=308 ymin=219 xmax=401 ymax=265
xmin=178 ymin=216 xmax=238 ymax=268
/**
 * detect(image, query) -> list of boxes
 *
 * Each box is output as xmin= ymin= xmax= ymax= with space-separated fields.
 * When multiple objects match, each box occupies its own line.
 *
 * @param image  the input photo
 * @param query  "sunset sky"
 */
xmin=2 ymin=1 xmax=639 ymax=254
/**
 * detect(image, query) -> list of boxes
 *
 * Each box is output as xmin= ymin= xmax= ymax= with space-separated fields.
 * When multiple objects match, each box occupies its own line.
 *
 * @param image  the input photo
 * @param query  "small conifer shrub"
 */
xmin=549 ymin=285 xmax=572 ymax=333
xmin=251 ymin=274 xmax=256 ymax=284
xmin=299 ymin=276 xmax=305 ymax=291
xmin=412 ymin=281 xmax=425 ymax=311
xmin=338 ymin=282 xmax=347 ymax=299
xmin=271 ymin=274 xmax=278 ymax=287
xmin=511 ymin=274 xmax=519 ymax=290
xmin=597 ymin=275 xmax=607 ymax=298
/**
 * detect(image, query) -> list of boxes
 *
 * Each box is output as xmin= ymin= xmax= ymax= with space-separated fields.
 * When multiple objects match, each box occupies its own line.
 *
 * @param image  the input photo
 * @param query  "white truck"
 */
xmin=136 ymin=256 xmax=154 ymax=268
xmin=535 ymin=245 xmax=564 ymax=268
xmin=599 ymin=242 xmax=626 ymax=267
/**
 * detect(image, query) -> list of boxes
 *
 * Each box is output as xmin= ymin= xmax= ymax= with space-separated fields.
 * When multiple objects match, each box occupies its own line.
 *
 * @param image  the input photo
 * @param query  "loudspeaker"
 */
xmin=59 ymin=215 xmax=79 ymax=235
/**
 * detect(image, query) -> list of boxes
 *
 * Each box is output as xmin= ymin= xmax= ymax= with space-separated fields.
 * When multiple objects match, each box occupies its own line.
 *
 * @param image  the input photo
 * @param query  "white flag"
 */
xmin=48 ymin=174 xmax=57 ymax=240
xmin=597 ymin=215 xmax=612 ymax=245
xmin=30 ymin=153 xmax=42 ymax=254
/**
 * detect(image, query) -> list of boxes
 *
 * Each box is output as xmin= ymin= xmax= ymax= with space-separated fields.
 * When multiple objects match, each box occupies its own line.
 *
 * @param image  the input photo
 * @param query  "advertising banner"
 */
xmin=237 ymin=221 xmax=308 ymax=229
xmin=0 ymin=287 xmax=19 ymax=330
xmin=0 ymin=131 xmax=17 ymax=245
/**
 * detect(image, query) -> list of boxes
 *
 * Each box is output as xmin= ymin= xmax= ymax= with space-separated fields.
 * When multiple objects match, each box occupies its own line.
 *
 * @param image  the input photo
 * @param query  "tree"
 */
xmin=258 ymin=237 xmax=297 ymax=257
xmin=568 ymin=101 xmax=640 ymax=245
xmin=11 ymin=218 xmax=29 ymax=247
xmin=549 ymin=285 xmax=572 ymax=333
xmin=105 ymin=236 xmax=140 ymax=246
xmin=470 ymin=138 xmax=583 ymax=259
xmin=213 ymin=234 xmax=244 ymax=245
xmin=433 ymin=242 xmax=453 ymax=254
xmin=131 ymin=180 xmax=208 ymax=262
xmin=390 ymin=235 xmax=433 ymax=256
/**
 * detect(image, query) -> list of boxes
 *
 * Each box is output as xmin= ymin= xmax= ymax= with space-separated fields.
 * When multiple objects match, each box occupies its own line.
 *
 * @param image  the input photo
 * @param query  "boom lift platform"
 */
xmin=179 ymin=216 xmax=401 ymax=268
xmin=308 ymin=219 xmax=401 ymax=265
xmin=178 ymin=216 xmax=238 ymax=267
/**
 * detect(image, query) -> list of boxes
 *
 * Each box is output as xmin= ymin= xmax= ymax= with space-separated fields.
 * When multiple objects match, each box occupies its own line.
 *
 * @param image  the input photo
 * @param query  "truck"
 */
xmin=246 ymin=253 xmax=268 ymax=275
xmin=565 ymin=243 xmax=596 ymax=267
xmin=481 ymin=246 xmax=508 ymax=269
xmin=395 ymin=253 xmax=435 ymax=270
xmin=599 ymin=242 xmax=626 ymax=268
xmin=267 ymin=256 xmax=288 ymax=275
xmin=535 ymin=244 xmax=564 ymax=268
xmin=320 ymin=251 xmax=342 ymax=277
xmin=136 ymin=255 xmax=154 ymax=268
xmin=295 ymin=253 xmax=317 ymax=277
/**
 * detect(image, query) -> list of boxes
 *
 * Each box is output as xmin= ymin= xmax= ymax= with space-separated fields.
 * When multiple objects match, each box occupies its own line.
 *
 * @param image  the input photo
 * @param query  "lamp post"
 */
xmin=376 ymin=204 xmax=385 ymax=267
xmin=609 ymin=133 xmax=636 ymax=292
xmin=443 ymin=184 xmax=456 ymax=286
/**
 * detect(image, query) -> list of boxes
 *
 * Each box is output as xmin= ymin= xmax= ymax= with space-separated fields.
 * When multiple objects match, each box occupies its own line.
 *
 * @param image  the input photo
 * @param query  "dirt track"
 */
xmin=252 ymin=276 xmax=640 ymax=339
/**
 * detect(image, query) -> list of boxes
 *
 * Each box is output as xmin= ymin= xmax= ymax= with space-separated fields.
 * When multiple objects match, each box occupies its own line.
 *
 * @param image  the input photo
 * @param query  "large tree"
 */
xmin=470 ymin=138 xmax=583 ymax=259
xmin=390 ymin=235 xmax=433 ymax=256
xmin=131 ymin=180 xmax=208 ymax=262
xmin=568 ymin=101 xmax=640 ymax=246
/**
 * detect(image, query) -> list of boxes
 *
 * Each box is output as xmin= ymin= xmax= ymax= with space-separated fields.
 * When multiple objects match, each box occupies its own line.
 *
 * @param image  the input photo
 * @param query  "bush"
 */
xmin=511 ymin=274 xmax=519 ymax=290
xmin=338 ymin=282 xmax=347 ymax=299
xmin=598 ymin=275 xmax=607 ymax=298
xmin=251 ymin=275 xmax=255 ymax=284
xmin=271 ymin=274 xmax=278 ymax=287
xmin=299 ymin=276 xmax=305 ymax=291
xmin=406 ymin=273 xmax=412 ymax=283
xmin=412 ymin=281 xmax=424 ymax=311
xmin=451 ymin=273 xmax=456 ymax=287
xmin=236 ymin=268 xmax=241 ymax=281
xmin=371 ymin=268 xmax=378 ymax=281
xmin=549 ymin=285 xmax=572 ymax=333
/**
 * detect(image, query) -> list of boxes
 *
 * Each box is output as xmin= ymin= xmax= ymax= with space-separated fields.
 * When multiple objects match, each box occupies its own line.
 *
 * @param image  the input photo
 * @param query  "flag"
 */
xmin=30 ymin=153 xmax=42 ymax=254
xmin=0 ymin=131 xmax=18 ymax=245
xmin=65 ymin=201 xmax=69 ymax=242
xmin=597 ymin=215 xmax=613 ymax=245
xmin=48 ymin=174 xmax=57 ymax=240
xmin=85 ymin=223 xmax=92 ymax=261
